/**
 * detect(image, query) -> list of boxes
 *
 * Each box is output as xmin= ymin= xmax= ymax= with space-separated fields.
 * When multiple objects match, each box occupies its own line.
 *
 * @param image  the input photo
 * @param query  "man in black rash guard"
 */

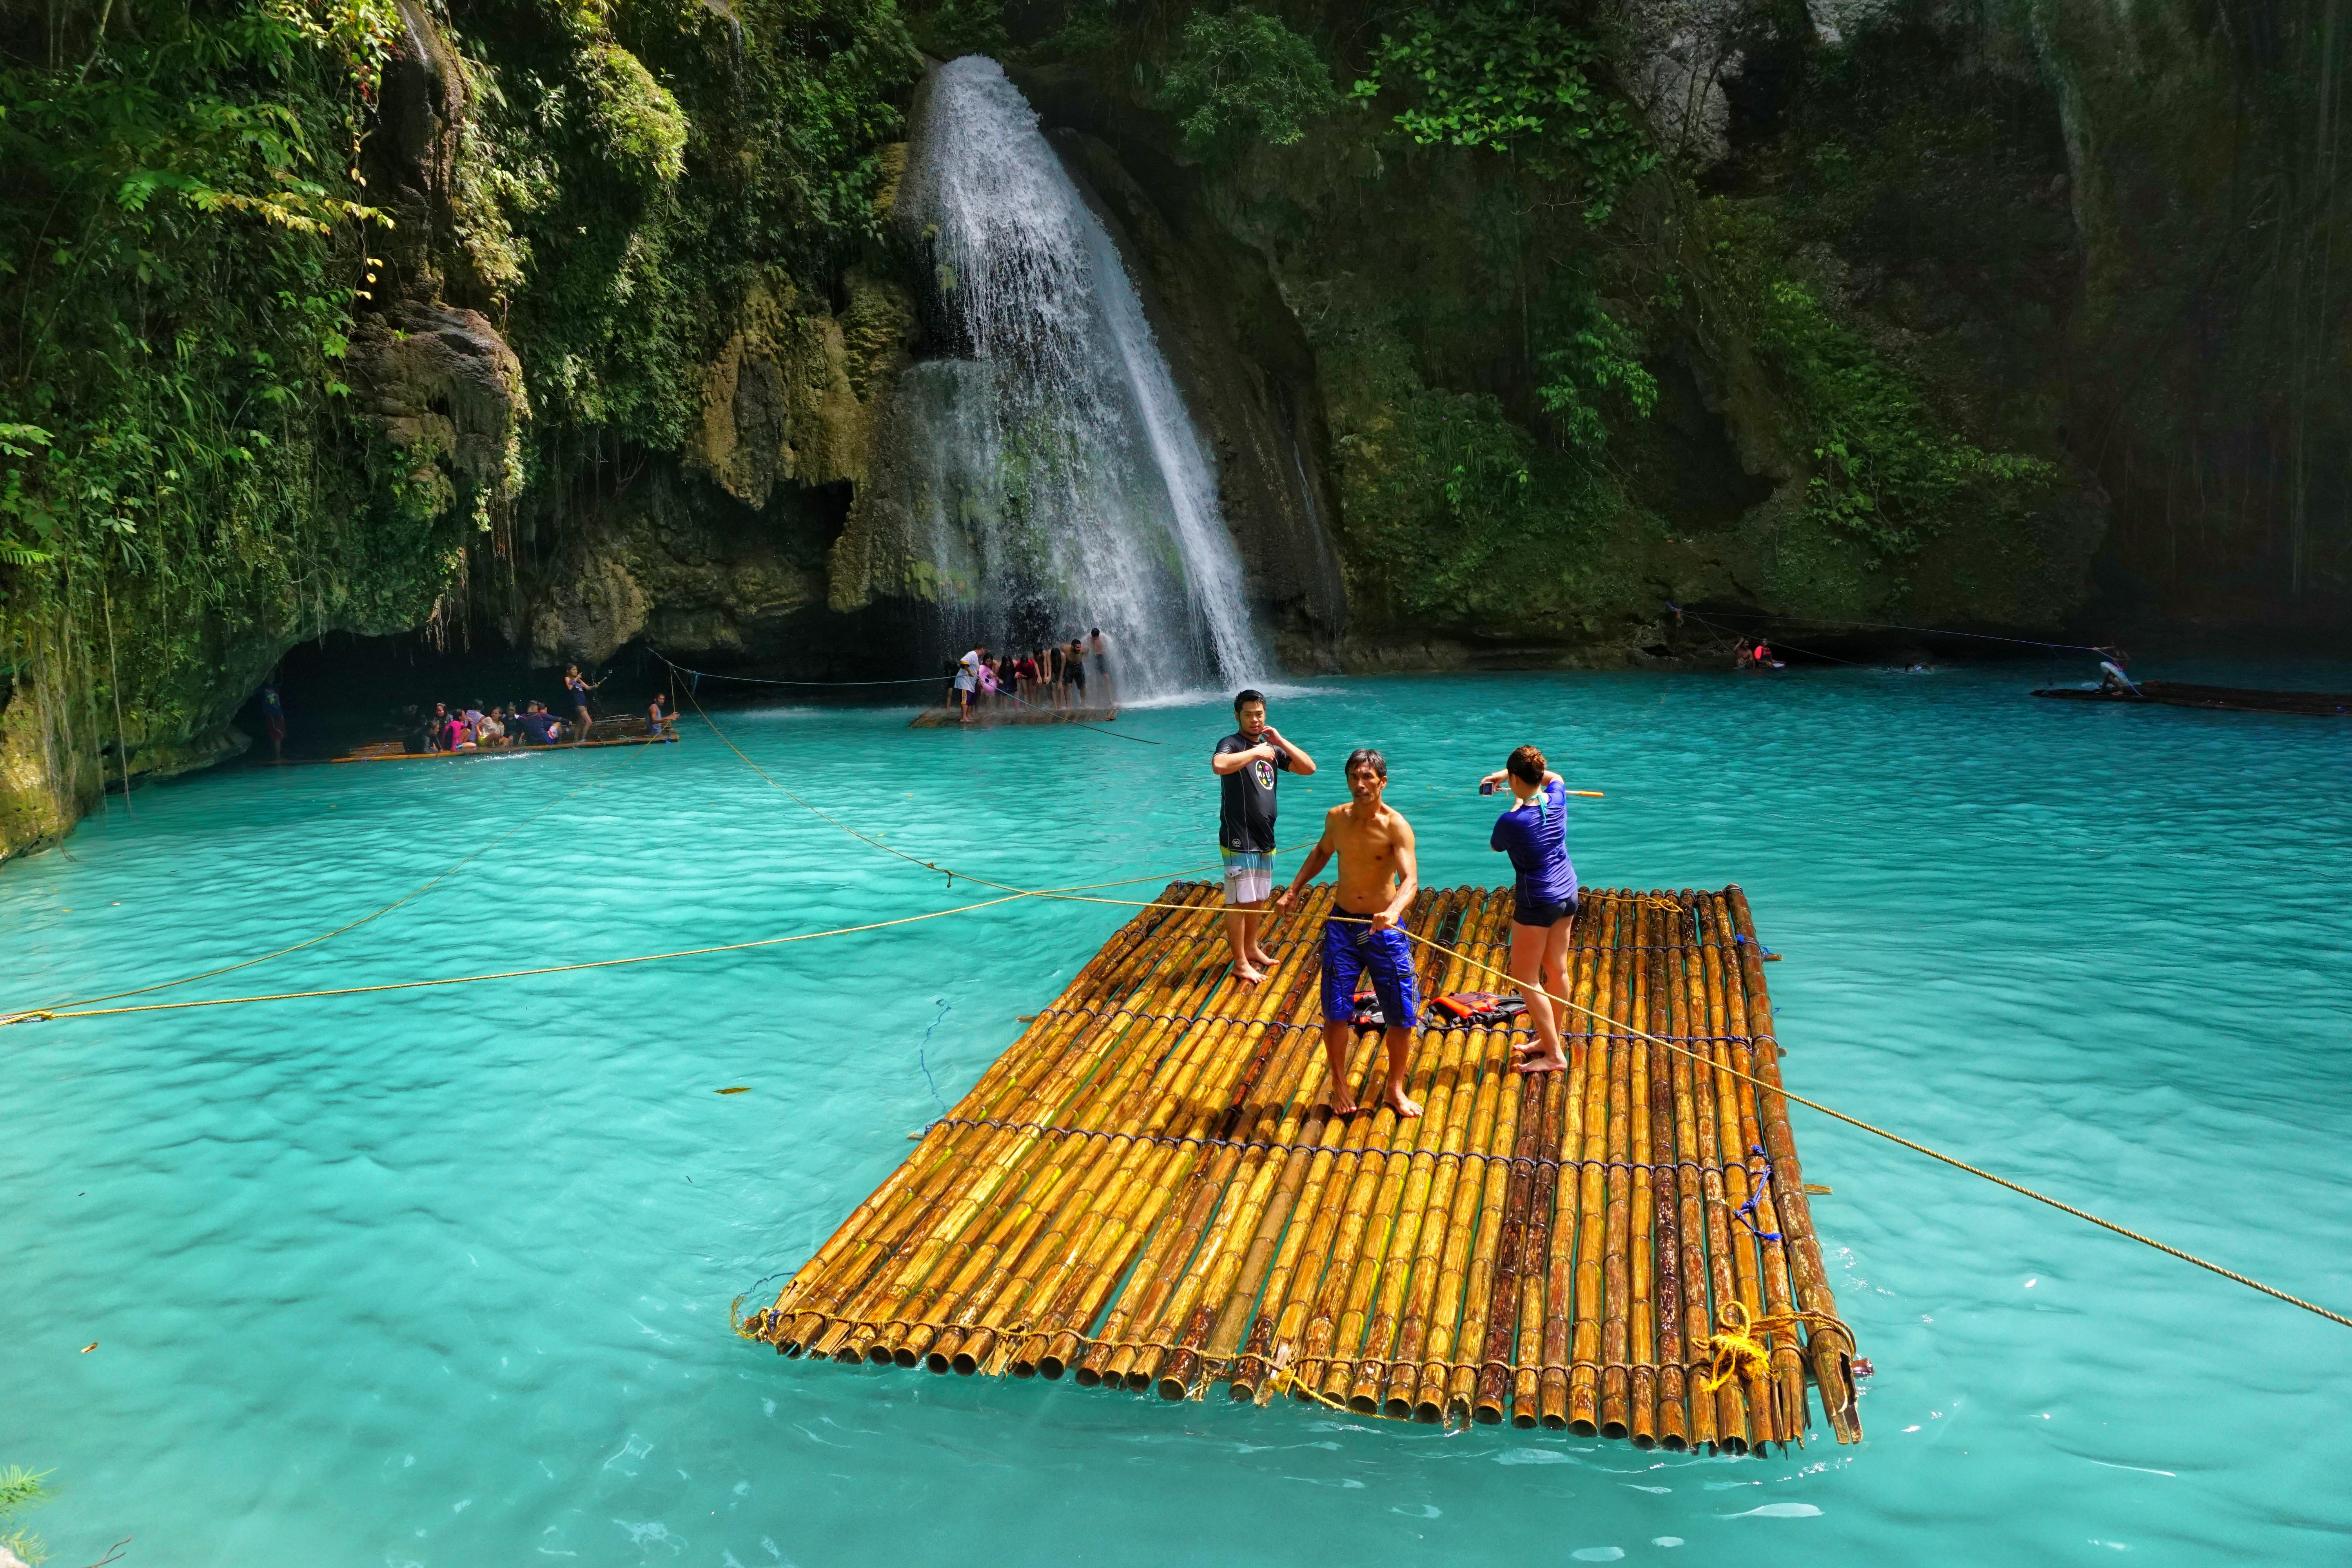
xmin=1211 ymin=689 xmax=1318 ymax=984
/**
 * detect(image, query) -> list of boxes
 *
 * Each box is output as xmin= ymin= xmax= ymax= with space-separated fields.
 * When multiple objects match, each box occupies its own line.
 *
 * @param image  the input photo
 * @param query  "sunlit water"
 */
xmin=5 ymin=662 xmax=2350 ymax=1566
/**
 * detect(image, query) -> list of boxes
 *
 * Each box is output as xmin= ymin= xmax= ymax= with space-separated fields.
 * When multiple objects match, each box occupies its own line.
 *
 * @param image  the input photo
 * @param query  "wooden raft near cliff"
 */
xmin=333 ymin=715 xmax=680 ymax=762
xmin=738 ymin=882 xmax=1863 ymax=1452
xmin=908 ymin=703 xmax=1121 ymax=729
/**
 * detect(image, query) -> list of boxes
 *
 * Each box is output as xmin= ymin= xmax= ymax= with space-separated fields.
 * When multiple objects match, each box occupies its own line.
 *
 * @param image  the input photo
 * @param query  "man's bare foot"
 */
xmin=1514 ymin=1052 xmax=1567 ymax=1075
xmin=1232 ymin=961 xmax=1266 ymax=985
xmin=1385 ymin=1085 xmax=1423 ymax=1118
xmin=1328 ymin=1091 xmax=1359 ymax=1117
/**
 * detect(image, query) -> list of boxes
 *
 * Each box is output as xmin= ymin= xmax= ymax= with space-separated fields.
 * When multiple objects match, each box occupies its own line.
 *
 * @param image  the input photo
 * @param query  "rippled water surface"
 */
xmin=6 ymin=663 xmax=2350 ymax=1566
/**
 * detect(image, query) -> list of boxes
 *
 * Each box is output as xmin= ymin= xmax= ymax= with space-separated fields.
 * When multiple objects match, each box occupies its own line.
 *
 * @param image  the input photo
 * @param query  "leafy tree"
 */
xmin=1536 ymin=300 xmax=1655 ymax=453
xmin=1156 ymin=8 xmax=1339 ymax=161
xmin=1 ymin=1464 xmax=52 ymax=1564
xmin=1350 ymin=0 xmax=1655 ymax=221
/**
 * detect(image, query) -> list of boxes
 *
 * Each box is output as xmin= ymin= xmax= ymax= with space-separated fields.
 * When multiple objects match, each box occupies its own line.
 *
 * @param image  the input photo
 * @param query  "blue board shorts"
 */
xmin=1322 ymin=911 xmax=1421 ymax=1029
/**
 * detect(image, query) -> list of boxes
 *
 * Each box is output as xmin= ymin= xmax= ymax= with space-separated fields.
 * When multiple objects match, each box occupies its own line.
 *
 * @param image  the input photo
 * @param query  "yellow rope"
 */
xmin=24 ymin=728 xmax=665 ymax=1017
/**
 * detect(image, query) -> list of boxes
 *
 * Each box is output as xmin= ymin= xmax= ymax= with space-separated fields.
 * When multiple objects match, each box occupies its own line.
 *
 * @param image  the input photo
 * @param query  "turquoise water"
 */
xmin=5 ymin=664 xmax=2350 ymax=1566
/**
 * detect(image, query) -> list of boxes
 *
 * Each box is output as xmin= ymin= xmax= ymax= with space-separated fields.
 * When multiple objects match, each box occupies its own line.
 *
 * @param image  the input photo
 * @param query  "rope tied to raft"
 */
xmin=1731 ymin=1145 xmax=1784 ymax=1242
xmin=1700 ymin=1301 xmax=1857 ymax=1393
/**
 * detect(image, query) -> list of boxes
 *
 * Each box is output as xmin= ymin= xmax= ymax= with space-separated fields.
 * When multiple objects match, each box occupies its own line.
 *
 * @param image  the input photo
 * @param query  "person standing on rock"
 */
xmin=1211 ymin=688 xmax=1317 ymax=985
xmin=1087 ymin=627 xmax=1114 ymax=708
xmin=564 ymin=664 xmax=603 ymax=742
xmin=955 ymin=644 xmax=987 ymax=724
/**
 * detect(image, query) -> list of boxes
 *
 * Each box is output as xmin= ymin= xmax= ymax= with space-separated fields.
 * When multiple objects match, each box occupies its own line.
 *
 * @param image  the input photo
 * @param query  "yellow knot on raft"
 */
xmin=1699 ymin=1300 xmax=1859 ymax=1393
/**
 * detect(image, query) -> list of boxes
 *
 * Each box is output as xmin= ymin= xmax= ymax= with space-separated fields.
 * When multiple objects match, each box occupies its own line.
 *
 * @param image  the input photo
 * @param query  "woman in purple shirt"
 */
xmin=1482 ymin=744 xmax=1579 ymax=1074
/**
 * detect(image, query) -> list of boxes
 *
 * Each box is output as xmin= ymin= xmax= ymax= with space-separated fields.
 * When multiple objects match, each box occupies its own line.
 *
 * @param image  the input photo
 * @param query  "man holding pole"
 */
xmin=1276 ymin=747 xmax=1423 ymax=1119
xmin=1210 ymin=689 xmax=1316 ymax=984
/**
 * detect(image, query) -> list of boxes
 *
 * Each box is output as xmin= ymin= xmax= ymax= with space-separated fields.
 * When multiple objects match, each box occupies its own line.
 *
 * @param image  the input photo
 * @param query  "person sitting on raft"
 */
xmin=1276 ymin=747 xmax=1423 ymax=1119
xmin=1481 ymin=745 xmax=1580 ymax=1076
xmin=648 ymin=693 xmax=679 ymax=739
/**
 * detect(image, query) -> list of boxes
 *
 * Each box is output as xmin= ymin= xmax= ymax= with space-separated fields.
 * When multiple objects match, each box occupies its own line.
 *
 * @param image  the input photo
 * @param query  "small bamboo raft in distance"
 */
xmin=739 ymin=882 xmax=1863 ymax=1452
xmin=908 ymin=704 xmax=1120 ymax=729
xmin=333 ymin=714 xmax=679 ymax=762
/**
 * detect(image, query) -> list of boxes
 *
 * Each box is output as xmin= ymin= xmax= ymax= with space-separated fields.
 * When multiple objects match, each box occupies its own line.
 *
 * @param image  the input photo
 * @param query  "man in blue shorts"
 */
xmin=1275 ymin=747 xmax=1423 ymax=1118
xmin=1211 ymin=689 xmax=1318 ymax=984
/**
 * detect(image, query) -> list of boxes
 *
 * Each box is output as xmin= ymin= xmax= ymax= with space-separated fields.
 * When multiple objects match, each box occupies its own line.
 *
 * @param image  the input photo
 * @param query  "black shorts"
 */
xmin=1513 ymin=889 xmax=1579 ymax=928
xmin=1069 ymin=668 xmax=1086 ymax=692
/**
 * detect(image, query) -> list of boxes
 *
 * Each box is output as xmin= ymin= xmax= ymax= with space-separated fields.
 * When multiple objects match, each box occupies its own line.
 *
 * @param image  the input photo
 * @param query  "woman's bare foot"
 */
xmin=1385 ymin=1084 xmax=1424 ymax=1118
xmin=1232 ymin=960 xmax=1266 ymax=985
xmin=1247 ymin=945 xmax=1277 ymax=971
xmin=1514 ymin=1052 xmax=1567 ymax=1074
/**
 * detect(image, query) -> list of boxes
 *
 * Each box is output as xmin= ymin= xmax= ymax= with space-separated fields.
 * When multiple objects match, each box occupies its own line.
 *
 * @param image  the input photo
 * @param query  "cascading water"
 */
xmin=891 ymin=56 xmax=1269 ymax=699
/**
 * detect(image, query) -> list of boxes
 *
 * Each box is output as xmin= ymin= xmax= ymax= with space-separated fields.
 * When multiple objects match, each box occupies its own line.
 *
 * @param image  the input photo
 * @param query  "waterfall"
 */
xmin=892 ymin=56 xmax=1269 ymax=700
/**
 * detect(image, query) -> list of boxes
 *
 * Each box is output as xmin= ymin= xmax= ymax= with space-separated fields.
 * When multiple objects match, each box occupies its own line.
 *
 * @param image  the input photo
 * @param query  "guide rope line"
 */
xmin=17 ymin=728 xmax=664 ymax=1018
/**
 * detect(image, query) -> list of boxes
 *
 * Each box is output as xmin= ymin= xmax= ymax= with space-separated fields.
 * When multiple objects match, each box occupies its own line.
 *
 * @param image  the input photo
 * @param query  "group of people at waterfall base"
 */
xmin=954 ymin=629 xmax=1113 ymax=721
xmin=1214 ymin=690 xmax=1578 ymax=1122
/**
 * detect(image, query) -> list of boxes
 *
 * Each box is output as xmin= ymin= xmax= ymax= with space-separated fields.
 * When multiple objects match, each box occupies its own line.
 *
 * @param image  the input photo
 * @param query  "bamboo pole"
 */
xmin=1597 ymin=893 xmax=1639 ymax=1438
xmin=1671 ymin=892 xmax=1719 ymax=1450
xmin=1726 ymin=884 xmax=1861 ymax=1444
xmin=1563 ymin=893 xmax=1614 ymax=1433
xmin=1628 ymin=922 xmax=1662 ymax=1448
xmin=1536 ymin=892 xmax=1606 ymax=1429
xmin=1649 ymin=926 xmax=1690 ymax=1452
xmin=1693 ymin=895 xmax=1760 ymax=1451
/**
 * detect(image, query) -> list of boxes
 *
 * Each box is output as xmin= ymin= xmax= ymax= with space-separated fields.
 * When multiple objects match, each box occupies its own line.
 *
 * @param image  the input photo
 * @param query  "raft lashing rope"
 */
xmin=739 ymin=881 xmax=1863 ymax=1453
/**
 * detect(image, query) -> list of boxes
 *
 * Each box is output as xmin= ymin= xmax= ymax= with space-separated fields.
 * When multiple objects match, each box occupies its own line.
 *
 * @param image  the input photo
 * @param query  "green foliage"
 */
xmin=1156 ymin=9 xmax=1338 ymax=162
xmin=1350 ymin=0 xmax=1655 ymax=221
xmin=0 ymin=0 xmax=444 ymax=651
xmin=0 ymin=1464 xmax=52 ymax=1564
xmin=921 ymin=0 xmax=1006 ymax=58
xmin=1730 ymin=239 xmax=2056 ymax=563
xmin=1309 ymin=312 xmax=1642 ymax=628
xmin=575 ymin=40 xmax=687 ymax=185
xmin=1536 ymin=301 xmax=1655 ymax=453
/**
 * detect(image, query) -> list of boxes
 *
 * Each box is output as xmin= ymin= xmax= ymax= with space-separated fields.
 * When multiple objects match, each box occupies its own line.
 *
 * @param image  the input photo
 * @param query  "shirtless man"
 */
xmin=1276 ymin=747 xmax=1423 ymax=1118
xmin=1211 ymin=689 xmax=1318 ymax=984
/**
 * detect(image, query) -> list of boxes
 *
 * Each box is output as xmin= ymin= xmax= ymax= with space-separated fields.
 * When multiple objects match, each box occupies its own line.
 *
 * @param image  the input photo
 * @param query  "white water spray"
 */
xmin=892 ymin=56 xmax=1268 ymax=699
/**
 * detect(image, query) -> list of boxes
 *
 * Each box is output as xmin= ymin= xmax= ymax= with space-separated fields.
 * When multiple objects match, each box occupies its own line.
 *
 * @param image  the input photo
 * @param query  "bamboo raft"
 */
xmin=2033 ymin=679 xmax=2352 ymax=717
xmin=909 ymin=703 xmax=1121 ymax=729
xmin=740 ymin=882 xmax=1862 ymax=1451
xmin=332 ymin=715 xmax=680 ymax=762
